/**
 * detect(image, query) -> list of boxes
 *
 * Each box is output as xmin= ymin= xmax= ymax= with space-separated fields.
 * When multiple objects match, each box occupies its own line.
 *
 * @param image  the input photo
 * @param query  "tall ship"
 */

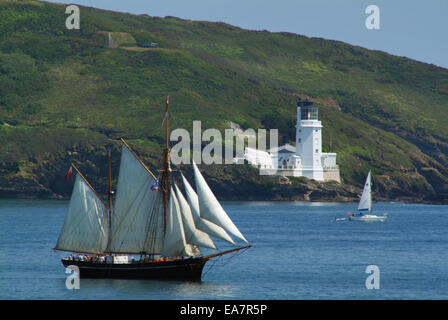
xmin=54 ymin=97 xmax=251 ymax=280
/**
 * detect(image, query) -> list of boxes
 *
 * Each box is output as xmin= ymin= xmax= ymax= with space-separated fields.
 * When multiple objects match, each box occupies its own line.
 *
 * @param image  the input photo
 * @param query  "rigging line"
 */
xmin=203 ymin=245 xmax=251 ymax=277
xmin=203 ymin=253 xmax=223 ymax=278
xmin=106 ymin=148 xmax=162 ymax=247
xmin=213 ymin=246 xmax=250 ymax=267
xmin=225 ymin=246 xmax=250 ymax=261
xmin=71 ymin=164 xmax=107 ymax=208
xmin=143 ymin=192 xmax=164 ymax=253
xmin=121 ymin=138 xmax=158 ymax=181
xmin=113 ymin=192 xmax=159 ymax=253
xmin=108 ymin=200 xmax=158 ymax=254
xmin=107 ymin=180 xmax=149 ymax=240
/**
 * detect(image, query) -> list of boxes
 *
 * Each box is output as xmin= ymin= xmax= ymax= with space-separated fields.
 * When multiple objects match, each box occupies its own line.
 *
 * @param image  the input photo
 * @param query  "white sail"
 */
xmin=182 ymin=174 xmax=236 ymax=245
xmin=162 ymin=187 xmax=195 ymax=257
xmin=106 ymin=143 xmax=164 ymax=254
xmin=55 ymin=174 xmax=109 ymax=254
xmin=174 ymin=183 xmax=217 ymax=250
xmin=358 ymin=171 xmax=372 ymax=212
xmin=193 ymin=161 xmax=248 ymax=243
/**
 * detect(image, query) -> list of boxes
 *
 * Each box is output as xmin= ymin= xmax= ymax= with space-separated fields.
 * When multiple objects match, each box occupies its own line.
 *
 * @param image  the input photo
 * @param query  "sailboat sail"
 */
xmin=181 ymin=173 xmax=236 ymax=245
xmin=162 ymin=187 xmax=195 ymax=257
xmin=358 ymin=171 xmax=372 ymax=212
xmin=193 ymin=161 xmax=248 ymax=243
xmin=173 ymin=183 xmax=216 ymax=250
xmin=55 ymin=173 xmax=109 ymax=254
xmin=106 ymin=142 xmax=164 ymax=254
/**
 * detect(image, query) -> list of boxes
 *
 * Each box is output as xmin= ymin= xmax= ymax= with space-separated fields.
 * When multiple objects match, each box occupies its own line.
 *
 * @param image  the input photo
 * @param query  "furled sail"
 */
xmin=174 ymin=183 xmax=216 ymax=250
xmin=106 ymin=142 xmax=164 ymax=254
xmin=162 ymin=187 xmax=195 ymax=257
xmin=358 ymin=171 xmax=372 ymax=212
xmin=181 ymin=174 xmax=236 ymax=245
xmin=55 ymin=173 xmax=109 ymax=254
xmin=192 ymin=161 xmax=248 ymax=243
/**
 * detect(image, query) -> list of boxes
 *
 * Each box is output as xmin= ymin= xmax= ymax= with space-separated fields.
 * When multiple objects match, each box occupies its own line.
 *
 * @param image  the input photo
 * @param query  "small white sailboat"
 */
xmin=348 ymin=171 xmax=387 ymax=222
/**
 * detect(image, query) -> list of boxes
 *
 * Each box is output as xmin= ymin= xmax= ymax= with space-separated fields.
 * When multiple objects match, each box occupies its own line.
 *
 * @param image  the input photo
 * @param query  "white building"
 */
xmin=242 ymin=99 xmax=340 ymax=182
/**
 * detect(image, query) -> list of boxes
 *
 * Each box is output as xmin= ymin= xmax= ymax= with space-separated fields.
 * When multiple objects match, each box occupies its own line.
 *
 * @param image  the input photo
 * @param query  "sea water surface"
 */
xmin=0 ymin=199 xmax=447 ymax=299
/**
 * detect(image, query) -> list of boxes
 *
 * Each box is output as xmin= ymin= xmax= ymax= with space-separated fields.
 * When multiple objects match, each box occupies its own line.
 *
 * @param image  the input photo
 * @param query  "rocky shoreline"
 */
xmin=0 ymin=144 xmax=445 ymax=204
xmin=1 ymin=167 xmax=442 ymax=205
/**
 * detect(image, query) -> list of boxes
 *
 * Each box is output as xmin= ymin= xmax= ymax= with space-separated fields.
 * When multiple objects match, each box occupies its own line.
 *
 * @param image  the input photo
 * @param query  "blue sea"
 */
xmin=0 ymin=199 xmax=447 ymax=300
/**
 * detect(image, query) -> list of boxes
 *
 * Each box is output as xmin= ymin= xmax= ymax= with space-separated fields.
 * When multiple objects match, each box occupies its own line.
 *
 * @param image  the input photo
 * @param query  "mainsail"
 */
xmin=358 ymin=171 xmax=372 ymax=212
xmin=55 ymin=173 xmax=109 ymax=254
xmin=181 ymin=173 xmax=236 ymax=245
xmin=193 ymin=161 xmax=248 ymax=243
xmin=106 ymin=141 xmax=164 ymax=254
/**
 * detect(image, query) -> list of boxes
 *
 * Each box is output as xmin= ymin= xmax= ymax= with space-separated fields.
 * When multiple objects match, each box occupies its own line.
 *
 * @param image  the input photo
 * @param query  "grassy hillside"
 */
xmin=0 ymin=0 xmax=447 ymax=202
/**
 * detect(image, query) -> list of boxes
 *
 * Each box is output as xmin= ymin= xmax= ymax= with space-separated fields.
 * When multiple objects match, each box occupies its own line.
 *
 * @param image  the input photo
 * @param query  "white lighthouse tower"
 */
xmin=241 ymin=99 xmax=340 ymax=182
xmin=295 ymin=100 xmax=324 ymax=180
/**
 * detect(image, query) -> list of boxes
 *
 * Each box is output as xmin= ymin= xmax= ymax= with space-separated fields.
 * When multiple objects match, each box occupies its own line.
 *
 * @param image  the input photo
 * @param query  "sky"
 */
xmin=48 ymin=0 xmax=447 ymax=69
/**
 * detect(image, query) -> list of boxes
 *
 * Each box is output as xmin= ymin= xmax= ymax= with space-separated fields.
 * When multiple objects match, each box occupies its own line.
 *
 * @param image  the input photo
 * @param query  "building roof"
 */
xmin=269 ymin=144 xmax=296 ymax=153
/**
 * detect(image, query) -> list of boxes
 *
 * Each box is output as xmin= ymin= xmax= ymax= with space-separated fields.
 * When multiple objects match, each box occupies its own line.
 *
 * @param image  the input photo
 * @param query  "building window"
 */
xmin=315 ymin=149 xmax=318 ymax=153
xmin=298 ymin=138 xmax=301 ymax=143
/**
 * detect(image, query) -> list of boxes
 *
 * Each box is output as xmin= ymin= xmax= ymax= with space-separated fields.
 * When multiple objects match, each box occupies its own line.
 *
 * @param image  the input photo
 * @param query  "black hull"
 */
xmin=62 ymin=257 xmax=207 ymax=280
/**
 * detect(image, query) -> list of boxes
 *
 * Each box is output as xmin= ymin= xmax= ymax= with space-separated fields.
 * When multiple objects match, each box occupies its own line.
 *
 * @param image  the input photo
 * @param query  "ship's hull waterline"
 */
xmin=62 ymin=257 xmax=207 ymax=280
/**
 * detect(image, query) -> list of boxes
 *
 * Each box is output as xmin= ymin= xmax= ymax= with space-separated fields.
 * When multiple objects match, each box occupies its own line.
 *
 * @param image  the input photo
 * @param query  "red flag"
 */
xmin=66 ymin=166 xmax=73 ymax=180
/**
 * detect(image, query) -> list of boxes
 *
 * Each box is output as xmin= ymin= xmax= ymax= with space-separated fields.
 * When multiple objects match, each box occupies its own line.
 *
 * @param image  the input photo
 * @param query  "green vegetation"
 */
xmin=0 ymin=1 xmax=447 ymax=202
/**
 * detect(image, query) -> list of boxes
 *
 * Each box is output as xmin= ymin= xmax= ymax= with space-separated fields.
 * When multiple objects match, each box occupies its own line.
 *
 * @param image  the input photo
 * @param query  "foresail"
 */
xmin=162 ymin=187 xmax=195 ymax=257
xmin=106 ymin=142 xmax=164 ymax=254
xmin=55 ymin=174 xmax=109 ymax=254
xmin=358 ymin=171 xmax=372 ymax=212
xmin=174 ymin=183 xmax=216 ymax=250
xmin=182 ymin=174 xmax=236 ymax=245
xmin=192 ymin=161 xmax=248 ymax=243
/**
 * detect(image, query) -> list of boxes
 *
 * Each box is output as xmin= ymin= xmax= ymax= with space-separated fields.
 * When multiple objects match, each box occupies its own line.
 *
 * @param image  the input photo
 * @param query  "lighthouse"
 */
xmin=241 ymin=98 xmax=340 ymax=182
xmin=295 ymin=99 xmax=323 ymax=181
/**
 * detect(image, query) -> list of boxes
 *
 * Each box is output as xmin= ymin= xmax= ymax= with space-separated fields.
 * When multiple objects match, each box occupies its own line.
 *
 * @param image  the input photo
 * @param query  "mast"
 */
xmin=163 ymin=96 xmax=170 ymax=233
xmin=108 ymin=150 xmax=112 ymax=232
